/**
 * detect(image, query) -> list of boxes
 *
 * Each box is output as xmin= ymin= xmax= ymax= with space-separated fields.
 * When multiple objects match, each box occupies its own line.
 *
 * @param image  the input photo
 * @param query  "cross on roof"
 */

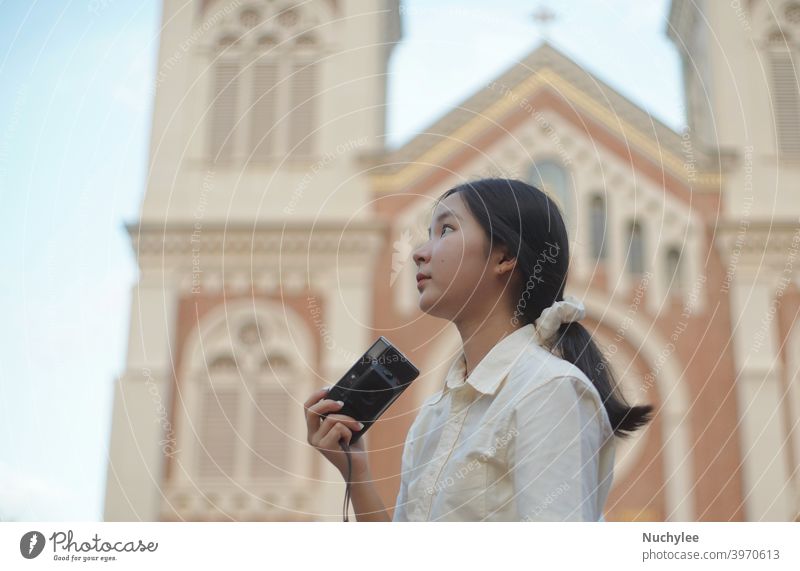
xmin=532 ymin=4 xmax=557 ymax=37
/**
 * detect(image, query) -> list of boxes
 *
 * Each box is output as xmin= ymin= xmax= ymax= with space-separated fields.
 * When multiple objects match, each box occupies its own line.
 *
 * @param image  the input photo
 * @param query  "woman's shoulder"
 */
xmin=506 ymin=350 xmax=613 ymax=433
xmin=507 ymin=344 xmax=591 ymax=391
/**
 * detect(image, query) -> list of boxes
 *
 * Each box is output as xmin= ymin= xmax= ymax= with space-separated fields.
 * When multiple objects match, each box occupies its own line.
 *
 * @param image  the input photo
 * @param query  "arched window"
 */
xmin=197 ymin=378 xmax=240 ymax=478
xmin=209 ymin=56 xmax=240 ymax=163
xmin=195 ymin=319 xmax=294 ymax=482
xmin=207 ymin=3 xmax=326 ymax=164
xmin=627 ymin=221 xmax=645 ymax=275
xmin=589 ymin=194 xmax=607 ymax=261
xmin=765 ymin=28 xmax=800 ymax=158
xmin=250 ymin=42 xmax=279 ymax=162
xmin=665 ymin=247 xmax=684 ymax=294
xmin=288 ymin=34 xmax=320 ymax=159
xmin=529 ymin=161 xmax=573 ymax=236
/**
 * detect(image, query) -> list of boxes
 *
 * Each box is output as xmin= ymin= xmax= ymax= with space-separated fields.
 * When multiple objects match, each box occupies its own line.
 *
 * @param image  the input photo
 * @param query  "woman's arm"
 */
xmin=304 ymin=388 xmax=393 ymax=520
xmin=510 ymin=376 xmax=605 ymax=521
xmin=349 ymin=469 xmax=392 ymax=522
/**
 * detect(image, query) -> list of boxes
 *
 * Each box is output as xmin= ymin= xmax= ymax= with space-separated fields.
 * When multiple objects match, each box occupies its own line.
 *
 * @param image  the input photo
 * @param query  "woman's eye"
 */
xmin=440 ymin=224 xmax=453 ymax=236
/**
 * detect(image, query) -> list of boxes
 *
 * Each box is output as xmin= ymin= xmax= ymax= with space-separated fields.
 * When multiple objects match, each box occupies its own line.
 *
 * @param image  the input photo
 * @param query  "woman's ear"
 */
xmin=494 ymin=246 xmax=517 ymax=277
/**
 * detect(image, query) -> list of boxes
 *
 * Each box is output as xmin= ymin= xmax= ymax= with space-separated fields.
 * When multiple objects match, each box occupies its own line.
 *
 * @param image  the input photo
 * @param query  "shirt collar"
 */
xmin=431 ymin=323 xmax=544 ymax=403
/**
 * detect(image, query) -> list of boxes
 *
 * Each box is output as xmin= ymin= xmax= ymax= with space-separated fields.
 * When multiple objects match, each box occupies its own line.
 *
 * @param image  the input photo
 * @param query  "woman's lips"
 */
xmin=416 ymin=277 xmax=430 ymax=289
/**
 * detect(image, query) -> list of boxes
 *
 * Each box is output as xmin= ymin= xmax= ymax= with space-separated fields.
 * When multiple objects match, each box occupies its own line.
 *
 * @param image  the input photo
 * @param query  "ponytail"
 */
xmin=551 ymin=321 xmax=654 ymax=439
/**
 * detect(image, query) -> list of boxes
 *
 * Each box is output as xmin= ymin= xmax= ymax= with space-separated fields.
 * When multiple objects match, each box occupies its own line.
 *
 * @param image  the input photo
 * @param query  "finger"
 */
xmin=321 ymin=413 xmax=363 ymax=433
xmin=315 ymin=413 xmax=363 ymax=443
xmin=320 ymin=423 xmax=352 ymax=451
xmin=305 ymin=398 xmax=344 ymax=435
xmin=307 ymin=398 xmax=344 ymax=420
xmin=303 ymin=386 xmax=332 ymax=409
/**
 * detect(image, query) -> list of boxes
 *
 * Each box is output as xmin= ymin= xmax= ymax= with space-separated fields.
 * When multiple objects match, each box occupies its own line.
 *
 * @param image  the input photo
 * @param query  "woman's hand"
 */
xmin=304 ymin=387 xmax=370 ymax=481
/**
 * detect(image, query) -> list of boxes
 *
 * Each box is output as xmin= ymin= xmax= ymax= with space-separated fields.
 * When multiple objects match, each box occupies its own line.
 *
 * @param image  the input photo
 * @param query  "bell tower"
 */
xmin=140 ymin=0 xmax=402 ymax=223
xmin=669 ymin=0 xmax=800 ymax=521
xmin=105 ymin=0 xmax=402 ymax=521
xmin=668 ymin=0 xmax=800 ymax=214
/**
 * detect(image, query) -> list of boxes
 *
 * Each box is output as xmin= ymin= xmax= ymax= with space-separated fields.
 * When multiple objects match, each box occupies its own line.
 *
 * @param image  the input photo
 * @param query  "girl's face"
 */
xmin=412 ymin=192 xmax=515 ymax=321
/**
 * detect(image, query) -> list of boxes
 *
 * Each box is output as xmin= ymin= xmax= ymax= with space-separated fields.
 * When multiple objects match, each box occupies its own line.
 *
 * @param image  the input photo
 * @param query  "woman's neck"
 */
xmin=454 ymin=309 xmax=523 ymax=378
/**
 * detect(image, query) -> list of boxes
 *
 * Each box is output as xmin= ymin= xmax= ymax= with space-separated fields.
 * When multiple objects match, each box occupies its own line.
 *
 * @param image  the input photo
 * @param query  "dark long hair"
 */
xmin=438 ymin=178 xmax=653 ymax=439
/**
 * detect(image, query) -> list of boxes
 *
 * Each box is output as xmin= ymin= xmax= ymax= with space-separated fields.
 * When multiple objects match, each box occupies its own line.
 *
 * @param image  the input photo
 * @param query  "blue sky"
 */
xmin=0 ymin=0 xmax=683 ymax=521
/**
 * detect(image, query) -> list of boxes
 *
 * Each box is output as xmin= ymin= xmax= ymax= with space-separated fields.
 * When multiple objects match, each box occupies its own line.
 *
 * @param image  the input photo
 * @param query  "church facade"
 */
xmin=104 ymin=0 xmax=800 ymax=521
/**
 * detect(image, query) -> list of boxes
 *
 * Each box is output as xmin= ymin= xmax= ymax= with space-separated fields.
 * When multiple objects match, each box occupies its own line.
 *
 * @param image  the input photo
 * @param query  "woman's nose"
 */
xmin=412 ymin=241 xmax=429 ymax=266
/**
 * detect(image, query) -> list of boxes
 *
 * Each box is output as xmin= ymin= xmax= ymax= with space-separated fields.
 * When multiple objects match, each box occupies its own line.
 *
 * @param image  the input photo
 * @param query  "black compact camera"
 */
xmin=321 ymin=336 xmax=419 ymax=445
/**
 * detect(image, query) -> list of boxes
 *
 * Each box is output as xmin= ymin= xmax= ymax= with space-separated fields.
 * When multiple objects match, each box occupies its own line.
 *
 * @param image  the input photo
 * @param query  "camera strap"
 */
xmin=340 ymin=439 xmax=352 ymax=522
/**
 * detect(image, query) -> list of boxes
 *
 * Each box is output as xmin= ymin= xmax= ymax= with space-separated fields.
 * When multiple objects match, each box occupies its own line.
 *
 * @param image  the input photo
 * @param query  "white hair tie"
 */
xmin=533 ymin=294 xmax=586 ymax=345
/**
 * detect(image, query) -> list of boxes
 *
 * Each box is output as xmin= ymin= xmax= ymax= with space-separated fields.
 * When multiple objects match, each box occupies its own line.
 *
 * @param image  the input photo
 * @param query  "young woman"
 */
xmin=304 ymin=177 xmax=653 ymax=521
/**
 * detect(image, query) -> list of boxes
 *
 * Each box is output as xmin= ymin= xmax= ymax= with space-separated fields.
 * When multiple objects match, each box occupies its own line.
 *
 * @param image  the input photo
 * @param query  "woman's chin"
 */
xmin=417 ymin=290 xmax=435 ymax=314
xmin=418 ymin=292 xmax=448 ymax=319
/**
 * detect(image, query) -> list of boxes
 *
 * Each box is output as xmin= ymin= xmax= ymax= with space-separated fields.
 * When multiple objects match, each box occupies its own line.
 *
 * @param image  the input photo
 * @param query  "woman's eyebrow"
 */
xmin=427 ymin=211 xmax=459 ymax=236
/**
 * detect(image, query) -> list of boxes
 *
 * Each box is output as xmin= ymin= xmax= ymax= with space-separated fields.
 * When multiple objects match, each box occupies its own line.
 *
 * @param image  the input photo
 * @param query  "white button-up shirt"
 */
xmin=392 ymin=323 xmax=616 ymax=521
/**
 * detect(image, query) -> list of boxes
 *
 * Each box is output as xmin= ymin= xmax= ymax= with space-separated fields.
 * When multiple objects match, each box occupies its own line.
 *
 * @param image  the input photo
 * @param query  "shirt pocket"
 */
xmin=450 ymin=417 xmax=513 ymax=486
xmin=431 ymin=452 xmax=488 ymax=521
xmin=444 ymin=450 xmax=489 ymax=491
xmin=433 ymin=419 xmax=517 ymax=520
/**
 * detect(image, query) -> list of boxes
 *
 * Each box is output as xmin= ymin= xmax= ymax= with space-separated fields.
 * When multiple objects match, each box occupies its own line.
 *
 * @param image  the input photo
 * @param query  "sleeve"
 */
xmin=509 ymin=376 xmax=605 ymax=521
xmin=391 ymin=422 xmax=416 ymax=522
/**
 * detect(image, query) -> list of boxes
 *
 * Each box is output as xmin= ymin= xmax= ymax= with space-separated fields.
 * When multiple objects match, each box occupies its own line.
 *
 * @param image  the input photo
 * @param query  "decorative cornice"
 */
xmin=159 ymin=484 xmax=315 ymax=522
xmin=714 ymin=219 xmax=800 ymax=270
xmin=126 ymin=221 xmax=388 ymax=259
